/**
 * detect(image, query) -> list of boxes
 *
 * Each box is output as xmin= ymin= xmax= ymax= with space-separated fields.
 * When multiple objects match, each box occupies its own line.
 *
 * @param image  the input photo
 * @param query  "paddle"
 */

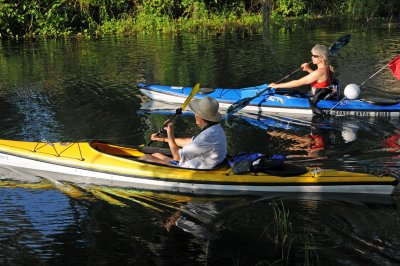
xmin=146 ymin=83 xmax=200 ymax=146
xmin=227 ymin=35 xmax=352 ymax=115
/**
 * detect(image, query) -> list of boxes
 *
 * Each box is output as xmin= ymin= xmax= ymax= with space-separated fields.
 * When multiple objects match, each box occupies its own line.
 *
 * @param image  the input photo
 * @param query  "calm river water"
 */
xmin=0 ymin=21 xmax=399 ymax=265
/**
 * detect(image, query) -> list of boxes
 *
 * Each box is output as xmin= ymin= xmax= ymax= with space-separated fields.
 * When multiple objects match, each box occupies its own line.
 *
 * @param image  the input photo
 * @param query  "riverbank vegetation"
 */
xmin=0 ymin=0 xmax=399 ymax=39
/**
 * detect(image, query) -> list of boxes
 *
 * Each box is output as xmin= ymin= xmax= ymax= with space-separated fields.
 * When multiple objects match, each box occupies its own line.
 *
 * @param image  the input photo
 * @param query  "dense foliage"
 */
xmin=0 ymin=0 xmax=399 ymax=38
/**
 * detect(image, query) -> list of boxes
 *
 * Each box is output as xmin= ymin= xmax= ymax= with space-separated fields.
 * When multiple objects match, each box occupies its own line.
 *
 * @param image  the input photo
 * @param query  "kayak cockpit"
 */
xmin=90 ymin=141 xmax=146 ymax=158
xmin=89 ymin=141 xmax=230 ymax=170
xmin=89 ymin=141 xmax=310 ymax=176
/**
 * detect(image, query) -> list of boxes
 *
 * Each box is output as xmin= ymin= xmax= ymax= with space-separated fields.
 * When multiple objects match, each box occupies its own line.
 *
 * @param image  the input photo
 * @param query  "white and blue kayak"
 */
xmin=137 ymin=83 xmax=400 ymax=117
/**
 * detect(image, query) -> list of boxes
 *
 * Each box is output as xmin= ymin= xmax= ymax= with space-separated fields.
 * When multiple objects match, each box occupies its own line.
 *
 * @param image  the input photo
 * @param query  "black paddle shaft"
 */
xmin=145 ymin=83 xmax=200 ymax=146
xmin=146 ymin=108 xmax=182 ymax=146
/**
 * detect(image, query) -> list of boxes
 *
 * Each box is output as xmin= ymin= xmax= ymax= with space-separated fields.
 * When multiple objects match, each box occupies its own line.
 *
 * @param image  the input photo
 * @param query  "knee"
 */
xmin=139 ymin=154 xmax=151 ymax=161
xmin=152 ymin=152 xmax=163 ymax=159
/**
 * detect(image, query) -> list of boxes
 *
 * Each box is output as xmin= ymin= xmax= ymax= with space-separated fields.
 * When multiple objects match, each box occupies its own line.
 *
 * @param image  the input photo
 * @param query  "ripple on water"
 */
xmin=0 ymin=188 xmax=79 ymax=259
xmin=169 ymin=196 xmax=399 ymax=265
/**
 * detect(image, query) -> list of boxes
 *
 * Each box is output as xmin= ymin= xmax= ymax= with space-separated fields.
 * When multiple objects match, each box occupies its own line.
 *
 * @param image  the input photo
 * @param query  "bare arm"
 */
xmin=174 ymin=138 xmax=192 ymax=147
xmin=165 ymin=124 xmax=193 ymax=161
xmin=269 ymin=69 xmax=324 ymax=89
xmin=166 ymin=140 xmax=180 ymax=161
xmin=151 ymin=133 xmax=191 ymax=147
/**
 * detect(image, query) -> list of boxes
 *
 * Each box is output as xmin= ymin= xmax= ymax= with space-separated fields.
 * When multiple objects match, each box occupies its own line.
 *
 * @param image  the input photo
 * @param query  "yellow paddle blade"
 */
xmin=181 ymin=83 xmax=200 ymax=110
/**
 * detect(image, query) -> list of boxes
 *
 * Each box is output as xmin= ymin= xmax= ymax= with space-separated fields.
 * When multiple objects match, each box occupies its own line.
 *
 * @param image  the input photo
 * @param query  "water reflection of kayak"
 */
xmin=0 ymin=139 xmax=396 ymax=195
xmin=139 ymin=100 xmax=328 ymax=130
xmin=138 ymin=83 xmax=400 ymax=117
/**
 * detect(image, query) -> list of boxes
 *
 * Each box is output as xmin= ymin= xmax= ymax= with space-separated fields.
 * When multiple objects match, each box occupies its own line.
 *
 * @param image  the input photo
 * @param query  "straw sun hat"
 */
xmin=189 ymin=96 xmax=222 ymax=122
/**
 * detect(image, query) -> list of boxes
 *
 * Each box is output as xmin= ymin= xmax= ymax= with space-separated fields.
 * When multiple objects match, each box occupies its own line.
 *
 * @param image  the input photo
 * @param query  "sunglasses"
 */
xmin=312 ymin=54 xmax=320 ymax=58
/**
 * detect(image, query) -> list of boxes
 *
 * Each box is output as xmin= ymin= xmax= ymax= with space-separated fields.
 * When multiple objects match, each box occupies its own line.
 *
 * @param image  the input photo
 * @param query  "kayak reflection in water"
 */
xmin=140 ymin=96 xmax=227 ymax=169
xmin=269 ymin=44 xmax=337 ymax=116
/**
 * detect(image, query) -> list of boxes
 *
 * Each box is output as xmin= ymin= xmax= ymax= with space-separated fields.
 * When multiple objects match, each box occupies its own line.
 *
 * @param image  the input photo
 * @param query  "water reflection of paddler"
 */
xmin=164 ymin=201 xmax=219 ymax=239
xmin=267 ymin=130 xmax=325 ymax=158
xmin=384 ymin=129 xmax=400 ymax=152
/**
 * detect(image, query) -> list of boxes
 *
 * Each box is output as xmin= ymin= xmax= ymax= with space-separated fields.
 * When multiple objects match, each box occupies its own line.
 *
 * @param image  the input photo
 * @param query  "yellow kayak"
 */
xmin=0 ymin=139 xmax=396 ymax=195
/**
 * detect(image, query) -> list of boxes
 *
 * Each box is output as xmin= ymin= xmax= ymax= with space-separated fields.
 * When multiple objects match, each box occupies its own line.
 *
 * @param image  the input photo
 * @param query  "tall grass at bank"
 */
xmin=0 ymin=0 xmax=399 ymax=39
xmin=97 ymin=3 xmax=263 ymax=36
xmin=263 ymin=201 xmax=319 ymax=265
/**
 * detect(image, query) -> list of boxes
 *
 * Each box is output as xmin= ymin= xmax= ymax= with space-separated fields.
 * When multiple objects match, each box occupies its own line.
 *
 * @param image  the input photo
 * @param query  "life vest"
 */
xmin=310 ymin=68 xmax=330 ymax=88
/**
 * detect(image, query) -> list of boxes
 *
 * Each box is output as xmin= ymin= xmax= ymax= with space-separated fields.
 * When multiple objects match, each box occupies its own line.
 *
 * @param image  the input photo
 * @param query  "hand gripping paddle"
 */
xmin=146 ymin=83 xmax=200 ymax=146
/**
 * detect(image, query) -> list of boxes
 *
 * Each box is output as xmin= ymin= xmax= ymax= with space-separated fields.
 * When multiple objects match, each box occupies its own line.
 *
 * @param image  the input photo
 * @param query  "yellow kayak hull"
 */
xmin=0 ymin=139 xmax=396 ymax=195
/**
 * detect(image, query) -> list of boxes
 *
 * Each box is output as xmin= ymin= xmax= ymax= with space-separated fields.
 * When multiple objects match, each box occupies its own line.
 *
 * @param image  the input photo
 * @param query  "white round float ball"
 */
xmin=344 ymin=84 xmax=361 ymax=100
